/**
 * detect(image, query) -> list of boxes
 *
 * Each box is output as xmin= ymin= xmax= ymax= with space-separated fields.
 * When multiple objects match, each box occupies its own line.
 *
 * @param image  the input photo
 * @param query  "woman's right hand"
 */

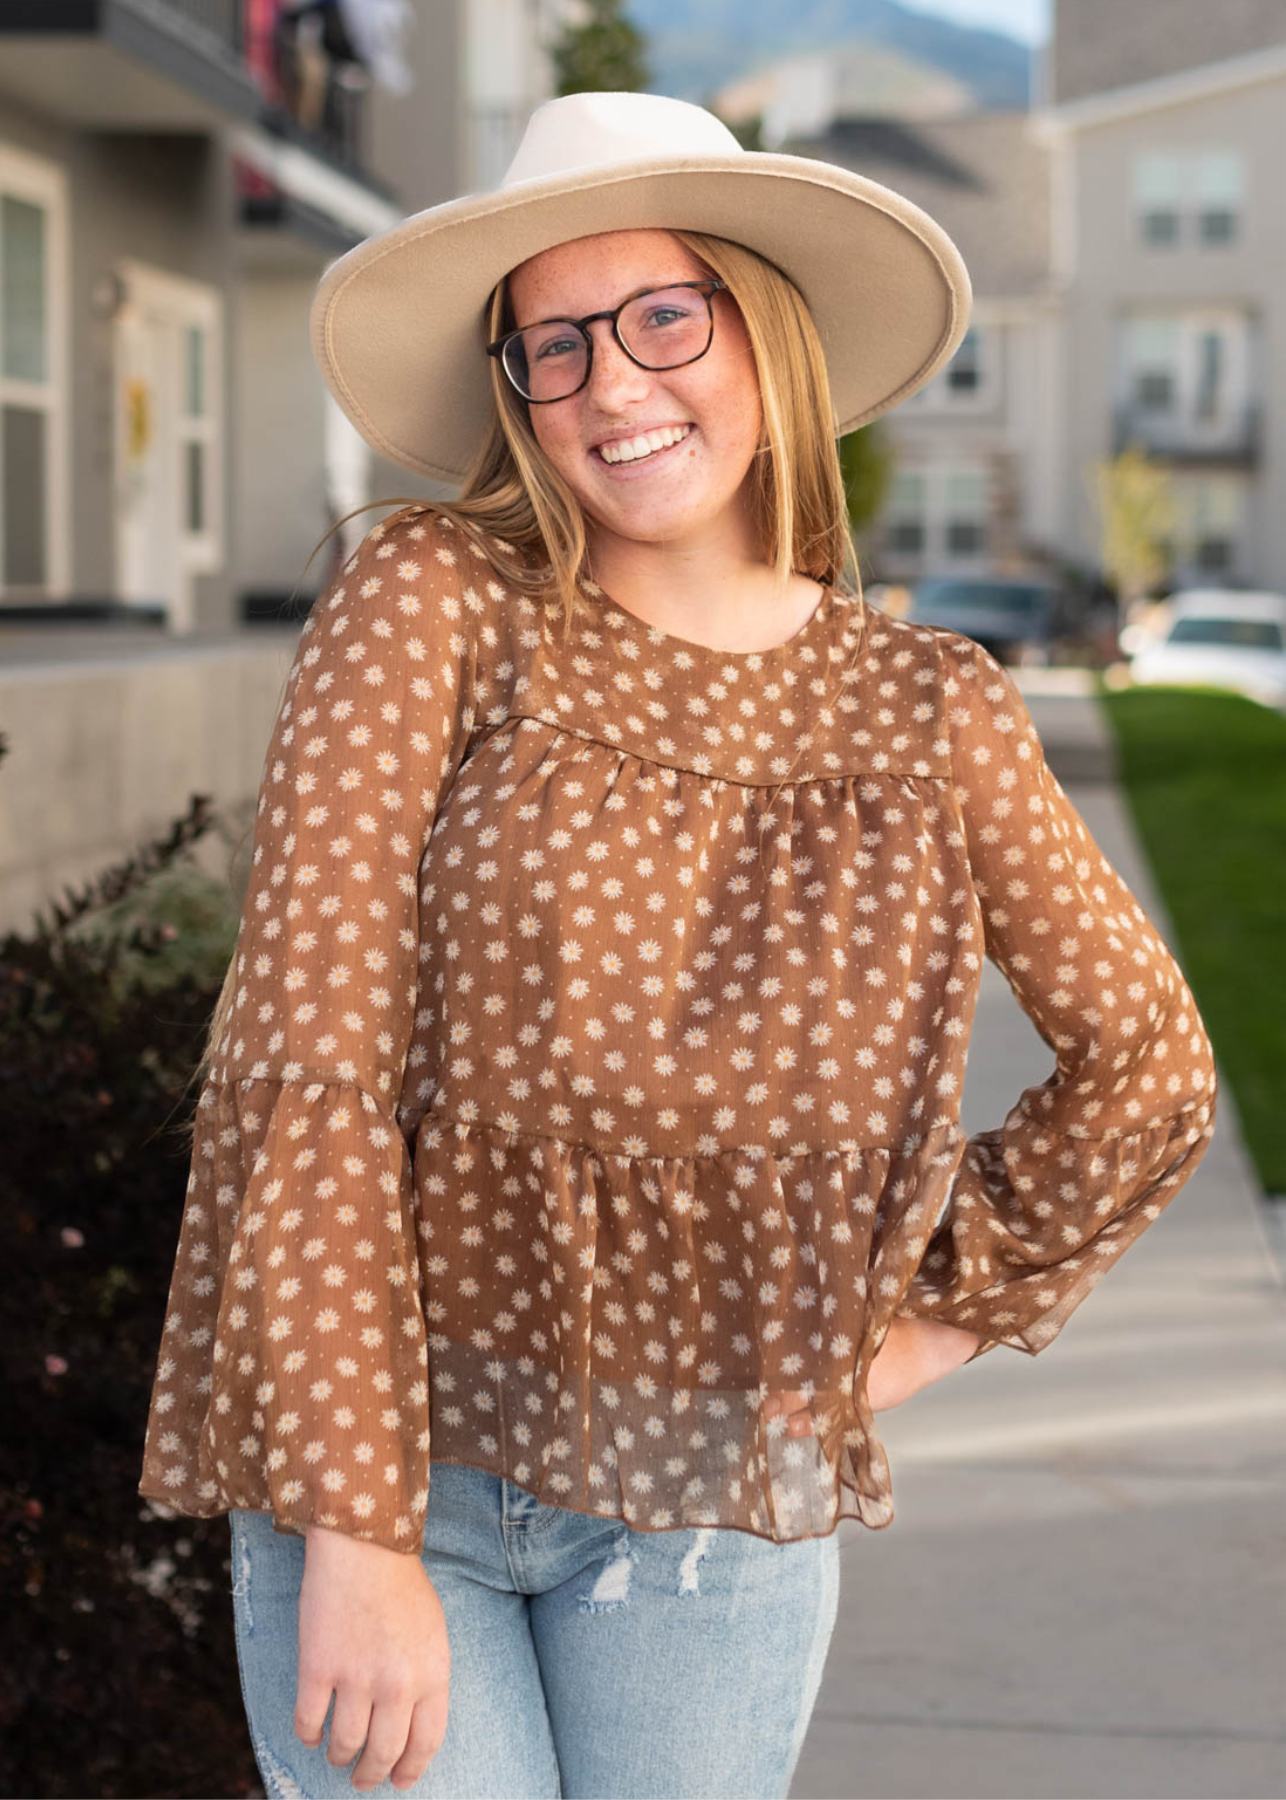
xmin=296 ymin=1524 xmax=451 ymax=1792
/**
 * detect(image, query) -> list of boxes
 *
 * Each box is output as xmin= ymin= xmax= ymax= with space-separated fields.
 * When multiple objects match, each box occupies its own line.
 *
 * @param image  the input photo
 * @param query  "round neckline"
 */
xmin=576 ymin=572 xmax=836 ymax=663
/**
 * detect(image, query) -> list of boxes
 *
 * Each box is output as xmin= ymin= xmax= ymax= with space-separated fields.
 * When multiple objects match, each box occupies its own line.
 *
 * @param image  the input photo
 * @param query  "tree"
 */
xmin=838 ymin=420 xmax=895 ymax=542
xmin=1089 ymin=444 xmax=1177 ymax=613
xmin=548 ymin=0 xmax=650 ymax=97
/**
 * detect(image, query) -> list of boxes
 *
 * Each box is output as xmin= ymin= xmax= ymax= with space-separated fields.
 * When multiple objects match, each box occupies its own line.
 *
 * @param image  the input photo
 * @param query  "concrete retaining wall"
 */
xmin=0 ymin=634 xmax=298 ymax=933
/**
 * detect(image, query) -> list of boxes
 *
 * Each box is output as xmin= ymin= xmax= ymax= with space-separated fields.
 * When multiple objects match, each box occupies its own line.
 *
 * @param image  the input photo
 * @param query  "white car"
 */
xmin=1127 ymin=589 xmax=1286 ymax=708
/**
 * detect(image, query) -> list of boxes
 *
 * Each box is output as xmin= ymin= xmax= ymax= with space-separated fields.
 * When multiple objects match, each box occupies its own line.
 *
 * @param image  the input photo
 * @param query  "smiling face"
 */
xmin=504 ymin=229 xmax=765 ymax=559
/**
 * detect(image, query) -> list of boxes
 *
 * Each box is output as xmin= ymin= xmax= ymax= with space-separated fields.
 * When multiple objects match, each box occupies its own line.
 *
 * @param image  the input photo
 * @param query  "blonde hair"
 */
xmin=187 ymin=230 xmax=871 ymax=1115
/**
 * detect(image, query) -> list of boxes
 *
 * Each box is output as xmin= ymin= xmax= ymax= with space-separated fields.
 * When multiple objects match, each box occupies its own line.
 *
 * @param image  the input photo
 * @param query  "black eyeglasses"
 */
xmin=486 ymin=279 xmax=729 ymax=404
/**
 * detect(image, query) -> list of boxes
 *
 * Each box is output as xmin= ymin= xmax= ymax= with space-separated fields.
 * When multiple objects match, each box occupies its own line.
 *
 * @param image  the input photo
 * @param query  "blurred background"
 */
xmin=0 ymin=2 xmax=1282 ymax=1796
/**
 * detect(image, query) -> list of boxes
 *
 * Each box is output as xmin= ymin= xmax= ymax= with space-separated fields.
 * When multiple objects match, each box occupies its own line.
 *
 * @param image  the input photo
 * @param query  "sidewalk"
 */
xmin=794 ymin=681 xmax=1286 ymax=1800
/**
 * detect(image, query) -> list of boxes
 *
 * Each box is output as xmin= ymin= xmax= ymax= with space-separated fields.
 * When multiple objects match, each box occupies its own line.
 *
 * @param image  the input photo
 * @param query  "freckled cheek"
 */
xmin=543 ymin=435 xmax=585 ymax=475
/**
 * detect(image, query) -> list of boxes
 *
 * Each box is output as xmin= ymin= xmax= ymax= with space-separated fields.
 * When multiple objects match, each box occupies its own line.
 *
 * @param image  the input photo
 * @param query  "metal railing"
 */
xmin=1111 ymin=400 xmax=1262 ymax=465
xmin=130 ymin=0 xmax=369 ymax=175
xmin=248 ymin=4 xmax=368 ymax=173
xmin=133 ymin=0 xmax=244 ymax=58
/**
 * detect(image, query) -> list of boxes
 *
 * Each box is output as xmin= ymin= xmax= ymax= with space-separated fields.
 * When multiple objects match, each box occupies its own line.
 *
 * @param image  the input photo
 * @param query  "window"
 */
xmin=1137 ymin=370 xmax=1175 ymax=411
xmin=1194 ymin=537 xmax=1233 ymax=572
xmin=900 ymin=326 xmax=996 ymax=411
xmin=1 ymin=195 xmax=44 ymax=383
xmin=945 ymin=519 xmax=985 ymax=554
xmin=1133 ymin=152 xmax=1182 ymax=245
xmin=946 ymin=328 xmax=981 ymax=393
xmin=1125 ymin=318 xmax=1180 ymax=412
xmin=1131 ymin=148 xmax=1243 ymax=249
xmin=2 ymin=404 xmax=44 ymax=585
xmin=883 ymin=470 xmax=926 ymax=556
xmin=1168 ymin=616 xmax=1281 ymax=650
xmin=1117 ymin=310 xmax=1251 ymax=450
xmin=1169 ymin=473 xmax=1246 ymax=579
xmin=888 ymin=519 xmax=925 ymax=553
xmin=1195 ymin=150 xmax=1241 ymax=245
xmin=879 ymin=466 xmax=990 ymax=566
xmin=1193 ymin=330 xmax=1222 ymax=421
xmin=0 ymin=152 xmax=66 ymax=595
xmin=944 ymin=469 xmax=988 ymax=557
xmin=181 ymin=321 xmax=213 ymax=535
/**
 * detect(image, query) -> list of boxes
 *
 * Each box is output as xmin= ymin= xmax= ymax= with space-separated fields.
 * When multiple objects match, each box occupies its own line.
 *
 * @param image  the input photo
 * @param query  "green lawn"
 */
xmin=1097 ymin=682 xmax=1286 ymax=1196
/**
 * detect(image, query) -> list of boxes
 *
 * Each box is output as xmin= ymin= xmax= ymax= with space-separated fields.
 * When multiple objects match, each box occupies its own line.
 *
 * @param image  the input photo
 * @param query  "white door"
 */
xmin=114 ymin=262 xmax=222 ymax=632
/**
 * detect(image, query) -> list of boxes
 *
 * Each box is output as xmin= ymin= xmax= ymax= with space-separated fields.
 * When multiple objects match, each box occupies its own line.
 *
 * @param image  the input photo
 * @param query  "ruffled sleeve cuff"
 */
xmin=139 ymin=1076 xmax=431 ymax=1553
xmin=896 ymin=1088 xmax=1218 ymax=1359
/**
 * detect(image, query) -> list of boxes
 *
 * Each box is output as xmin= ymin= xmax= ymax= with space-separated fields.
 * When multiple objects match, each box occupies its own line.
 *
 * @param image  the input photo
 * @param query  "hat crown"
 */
xmin=501 ymin=91 xmax=744 ymax=190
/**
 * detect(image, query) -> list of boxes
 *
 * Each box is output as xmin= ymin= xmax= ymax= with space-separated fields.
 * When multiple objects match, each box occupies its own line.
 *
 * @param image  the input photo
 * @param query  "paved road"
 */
xmin=794 ymin=683 xmax=1286 ymax=1800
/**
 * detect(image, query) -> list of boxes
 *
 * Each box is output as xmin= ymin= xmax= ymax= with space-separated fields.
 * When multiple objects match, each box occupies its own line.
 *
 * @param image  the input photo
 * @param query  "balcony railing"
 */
xmin=1111 ymin=400 xmax=1262 ymax=465
xmin=0 ymin=0 xmax=385 ymax=198
xmin=246 ymin=4 xmax=370 ymax=175
xmin=144 ymin=0 xmax=245 ymax=57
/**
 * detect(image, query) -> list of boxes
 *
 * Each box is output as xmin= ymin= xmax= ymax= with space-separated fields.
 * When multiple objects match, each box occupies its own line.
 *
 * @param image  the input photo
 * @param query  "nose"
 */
xmin=583 ymin=317 xmax=652 ymax=406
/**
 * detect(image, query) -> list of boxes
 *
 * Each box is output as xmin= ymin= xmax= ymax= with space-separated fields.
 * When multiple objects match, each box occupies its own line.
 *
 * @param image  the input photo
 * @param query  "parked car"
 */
xmin=906 ymin=576 xmax=1064 ymax=665
xmin=1127 ymin=589 xmax=1286 ymax=709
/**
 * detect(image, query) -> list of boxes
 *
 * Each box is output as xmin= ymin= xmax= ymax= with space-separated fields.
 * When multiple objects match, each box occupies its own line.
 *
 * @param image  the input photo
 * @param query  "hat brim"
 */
xmin=309 ymin=150 xmax=973 ymax=484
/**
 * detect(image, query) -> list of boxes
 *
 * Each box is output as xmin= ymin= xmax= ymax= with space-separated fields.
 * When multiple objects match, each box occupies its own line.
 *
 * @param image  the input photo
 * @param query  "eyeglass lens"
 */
xmin=503 ymin=286 xmax=714 ymax=402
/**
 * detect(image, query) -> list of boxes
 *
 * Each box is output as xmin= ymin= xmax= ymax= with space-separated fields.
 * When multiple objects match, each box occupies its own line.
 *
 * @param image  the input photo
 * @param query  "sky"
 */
xmin=897 ymin=0 xmax=1051 ymax=46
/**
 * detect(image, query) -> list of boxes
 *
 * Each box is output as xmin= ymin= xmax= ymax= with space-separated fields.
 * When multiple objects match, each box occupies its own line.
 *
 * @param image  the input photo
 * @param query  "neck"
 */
xmin=584 ymin=505 xmax=808 ymax=648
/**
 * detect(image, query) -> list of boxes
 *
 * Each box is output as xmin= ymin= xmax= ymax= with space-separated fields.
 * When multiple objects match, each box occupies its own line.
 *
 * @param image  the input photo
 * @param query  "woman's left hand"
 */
xmin=865 ymin=1314 xmax=983 ymax=1411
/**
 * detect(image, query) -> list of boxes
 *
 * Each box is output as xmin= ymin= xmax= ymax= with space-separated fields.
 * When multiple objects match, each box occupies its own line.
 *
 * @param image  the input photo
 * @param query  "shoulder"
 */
xmin=309 ymin=505 xmax=524 ymax=645
xmin=283 ymin=510 xmax=477 ymax=711
xmin=906 ymin=624 xmax=1045 ymax=788
xmin=845 ymin=601 xmax=980 ymax=697
xmin=339 ymin=505 xmax=474 ymax=600
xmin=361 ymin=505 xmax=534 ymax=626
xmin=886 ymin=617 xmax=1026 ymax=712
xmin=851 ymin=611 xmax=1041 ymax=772
xmin=864 ymin=613 xmax=988 ymax=678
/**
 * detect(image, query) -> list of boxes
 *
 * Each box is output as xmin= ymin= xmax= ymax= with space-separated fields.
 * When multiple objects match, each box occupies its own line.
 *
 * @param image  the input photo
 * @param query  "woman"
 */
xmin=139 ymin=92 xmax=1218 ymax=1798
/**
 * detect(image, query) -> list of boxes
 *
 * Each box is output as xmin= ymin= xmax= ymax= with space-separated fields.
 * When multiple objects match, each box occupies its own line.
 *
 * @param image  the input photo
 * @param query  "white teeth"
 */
xmin=599 ymin=423 xmax=692 ymax=464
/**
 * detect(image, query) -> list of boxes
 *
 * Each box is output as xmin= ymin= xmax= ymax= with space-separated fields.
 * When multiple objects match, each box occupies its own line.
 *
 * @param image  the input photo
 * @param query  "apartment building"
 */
xmin=0 ymin=0 xmax=570 ymax=637
xmin=0 ymin=0 xmax=570 ymax=927
xmin=785 ymin=110 xmax=1060 ymax=585
xmin=787 ymin=1 xmax=1285 ymax=594
xmin=1035 ymin=0 xmax=1286 ymax=588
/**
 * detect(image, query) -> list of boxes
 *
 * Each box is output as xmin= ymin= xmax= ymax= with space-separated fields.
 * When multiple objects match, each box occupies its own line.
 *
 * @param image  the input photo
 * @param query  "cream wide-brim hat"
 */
xmin=309 ymin=90 xmax=973 ymax=485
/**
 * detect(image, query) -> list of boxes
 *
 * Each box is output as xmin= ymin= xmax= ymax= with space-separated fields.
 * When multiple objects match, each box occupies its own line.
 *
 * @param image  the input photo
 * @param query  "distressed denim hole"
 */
xmin=251 ymin=1725 xmax=309 ymax=1798
xmin=578 ymin=1528 xmax=637 ymax=1614
xmin=677 ymin=1526 xmax=716 ymax=1596
xmin=230 ymin=1521 xmax=255 ymax=1636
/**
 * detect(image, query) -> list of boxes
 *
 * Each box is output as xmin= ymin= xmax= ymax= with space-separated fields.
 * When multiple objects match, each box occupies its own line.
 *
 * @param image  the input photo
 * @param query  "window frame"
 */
xmin=1167 ymin=471 xmax=1249 ymax=583
xmin=899 ymin=323 xmax=1000 ymax=415
xmin=1131 ymin=147 xmax=1244 ymax=250
xmin=878 ymin=461 xmax=993 ymax=571
xmin=0 ymin=142 xmax=69 ymax=598
xmin=1116 ymin=306 xmax=1252 ymax=448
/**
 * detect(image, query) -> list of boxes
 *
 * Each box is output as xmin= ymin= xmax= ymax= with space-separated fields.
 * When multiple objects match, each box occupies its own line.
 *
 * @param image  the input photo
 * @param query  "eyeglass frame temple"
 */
xmin=484 ymin=278 xmax=729 ymax=403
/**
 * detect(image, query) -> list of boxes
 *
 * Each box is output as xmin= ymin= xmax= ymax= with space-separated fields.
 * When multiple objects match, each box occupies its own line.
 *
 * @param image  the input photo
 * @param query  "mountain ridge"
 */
xmin=626 ymin=0 xmax=1034 ymax=111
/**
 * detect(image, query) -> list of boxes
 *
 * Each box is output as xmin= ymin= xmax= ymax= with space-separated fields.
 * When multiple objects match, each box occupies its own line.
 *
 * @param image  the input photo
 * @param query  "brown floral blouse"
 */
xmin=138 ymin=505 xmax=1218 ymax=1552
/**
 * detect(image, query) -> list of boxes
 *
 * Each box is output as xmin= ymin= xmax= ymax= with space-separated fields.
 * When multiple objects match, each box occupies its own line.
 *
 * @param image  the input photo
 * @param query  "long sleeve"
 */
xmin=139 ymin=506 xmax=482 ymax=1552
xmin=895 ymin=631 xmax=1218 ymax=1362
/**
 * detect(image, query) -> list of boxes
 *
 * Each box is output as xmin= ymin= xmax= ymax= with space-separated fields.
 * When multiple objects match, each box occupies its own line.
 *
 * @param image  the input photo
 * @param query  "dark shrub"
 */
xmin=0 ymin=732 xmax=263 ymax=1798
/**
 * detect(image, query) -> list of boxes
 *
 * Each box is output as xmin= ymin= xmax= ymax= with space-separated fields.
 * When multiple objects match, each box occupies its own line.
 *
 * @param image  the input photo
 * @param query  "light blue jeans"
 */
xmin=230 ymin=1459 xmax=842 ymax=1799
